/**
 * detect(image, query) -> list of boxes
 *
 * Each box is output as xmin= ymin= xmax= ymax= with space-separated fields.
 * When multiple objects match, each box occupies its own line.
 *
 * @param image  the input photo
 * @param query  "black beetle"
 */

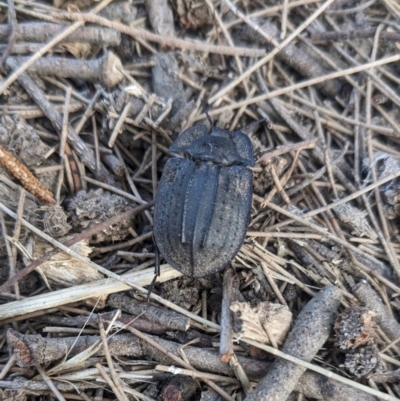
xmin=153 ymin=124 xmax=254 ymax=278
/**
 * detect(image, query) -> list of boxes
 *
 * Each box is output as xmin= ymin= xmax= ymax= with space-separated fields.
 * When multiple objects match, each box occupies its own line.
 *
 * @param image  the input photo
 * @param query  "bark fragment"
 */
xmin=231 ymin=301 xmax=292 ymax=346
xmin=244 ymin=286 xmax=342 ymax=401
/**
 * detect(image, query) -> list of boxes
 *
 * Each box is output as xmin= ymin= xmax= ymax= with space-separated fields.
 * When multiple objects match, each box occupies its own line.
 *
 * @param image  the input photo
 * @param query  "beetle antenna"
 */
xmin=201 ymin=100 xmax=213 ymax=132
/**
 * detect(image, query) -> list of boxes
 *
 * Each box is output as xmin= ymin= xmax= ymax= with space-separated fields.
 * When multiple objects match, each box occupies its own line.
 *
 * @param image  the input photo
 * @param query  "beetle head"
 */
xmin=170 ymin=125 xmax=255 ymax=167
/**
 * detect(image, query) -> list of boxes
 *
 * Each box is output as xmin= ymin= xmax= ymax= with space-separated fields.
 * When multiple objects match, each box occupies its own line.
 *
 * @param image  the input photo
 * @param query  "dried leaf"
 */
xmin=231 ymin=301 xmax=292 ymax=346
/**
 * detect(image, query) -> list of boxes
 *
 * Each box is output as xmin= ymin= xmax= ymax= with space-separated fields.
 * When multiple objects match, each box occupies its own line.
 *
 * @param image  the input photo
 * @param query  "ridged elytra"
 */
xmin=153 ymin=124 xmax=254 ymax=278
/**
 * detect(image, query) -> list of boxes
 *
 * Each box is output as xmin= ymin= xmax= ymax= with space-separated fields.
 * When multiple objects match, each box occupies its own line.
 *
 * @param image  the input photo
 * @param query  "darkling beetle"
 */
xmin=153 ymin=122 xmax=254 ymax=278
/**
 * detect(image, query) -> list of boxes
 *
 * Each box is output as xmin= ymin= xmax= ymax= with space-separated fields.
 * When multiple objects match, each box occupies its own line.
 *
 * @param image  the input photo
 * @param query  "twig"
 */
xmin=224 ymin=0 xmax=321 ymax=30
xmin=0 ymin=354 xmax=16 ymax=379
xmin=220 ymin=266 xmax=235 ymax=363
xmin=312 ymin=28 xmax=400 ymax=43
xmin=107 ymin=293 xmax=191 ymax=332
xmin=281 ymin=92 xmax=394 ymax=136
xmin=309 ymin=88 xmax=337 ymax=198
xmin=256 ymin=71 xmax=356 ymax=194
xmin=0 ymin=144 xmax=55 ymax=204
xmin=55 ymin=87 xmax=71 ymax=202
xmin=0 ymin=203 xmax=158 ymax=298
xmin=0 ymin=22 xmax=121 ymax=45
xmin=325 ymin=0 xmax=377 ymax=14
xmin=151 ymin=130 xmax=157 ymax=198
xmin=281 ymin=0 xmax=289 ymax=39
xmin=108 ymin=102 xmax=131 ymax=148
xmin=98 ymin=318 xmax=129 ymax=401
xmin=0 ymin=211 xmax=19 ymax=298
xmin=95 ymin=232 xmax=153 ymax=253
xmin=113 ymin=146 xmax=153 ymax=223
xmin=298 ymin=31 xmax=400 ymax=136
xmin=92 ymin=115 xmax=101 ymax=176
xmin=256 ymin=140 xmax=316 ymax=164
xmin=0 ymin=0 xmax=17 ymax=67
xmin=47 ymin=11 xmax=265 ymax=58
xmin=331 ymin=41 xmax=400 ymax=110
xmin=0 ymin=0 xmax=114 ymax=95
xmin=244 ymin=245 xmax=316 ymax=297
xmin=81 ymin=176 xmax=146 ymax=204
xmin=155 ymin=365 xmax=238 ymax=383
xmin=74 ymin=89 xmax=102 ymax=134
xmin=7 ymin=53 xmax=124 ymax=87
xmin=36 ymin=364 xmax=66 ymax=401
xmin=261 ymin=262 xmax=288 ymax=306
xmin=10 ymin=188 xmax=25 ymax=297
xmin=95 ymin=363 xmax=127 ymax=401
xmin=0 ymin=265 xmax=180 ymax=320
xmin=229 ymin=354 xmax=252 ymax=394
xmin=120 ymin=324 xmax=235 ymax=401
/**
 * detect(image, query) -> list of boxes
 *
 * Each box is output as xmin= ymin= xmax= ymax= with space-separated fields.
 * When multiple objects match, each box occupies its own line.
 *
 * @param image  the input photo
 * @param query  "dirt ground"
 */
xmin=1 ymin=0 xmax=400 ymax=400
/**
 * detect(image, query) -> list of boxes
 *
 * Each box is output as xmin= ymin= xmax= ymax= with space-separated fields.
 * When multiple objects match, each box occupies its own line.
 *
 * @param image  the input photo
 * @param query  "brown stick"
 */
xmin=0 ymin=0 xmax=115 ymax=95
xmin=0 ymin=144 xmax=55 ymax=204
xmin=0 ymin=23 xmax=121 ymax=45
xmin=101 ymin=154 xmax=125 ymax=177
xmin=7 ymin=53 xmax=124 ymax=87
xmin=220 ymin=266 xmax=236 ymax=363
xmin=354 ymin=281 xmax=400 ymax=341
xmin=244 ymin=286 xmax=342 ymax=401
xmin=48 ymin=11 xmax=266 ymax=57
xmin=0 ymin=377 xmax=103 ymax=391
xmin=0 ymin=0 xmax=17 ymax=67
xmin=34 ymin=311 xmax=167 ymax=335
xmin=107 ymin=293 xmax=191 ymax=332
xmin=5 ymin=329 xmax=378 ymax=401
xmin=311 ymin=29 xmax=400 ymax=43
xmin=256 ymin=139 xmax=317 ymax=165
xmin=6 ymin=329 xmax=268 ymax=381
xmin=0 ymin=371 xmax=379 ymax=401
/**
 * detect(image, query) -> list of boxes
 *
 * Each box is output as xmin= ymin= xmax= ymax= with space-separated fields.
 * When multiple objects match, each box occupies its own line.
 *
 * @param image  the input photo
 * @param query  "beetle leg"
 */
xmin=147 ymin=235 xmax=161 ymax=302
xmin=146 ymin=274 xmax=157 ymax=303
xmin=154 ymin=238 xmax=160 ymax=277
xmin=201 ymin=99 xmax=213 ymax=133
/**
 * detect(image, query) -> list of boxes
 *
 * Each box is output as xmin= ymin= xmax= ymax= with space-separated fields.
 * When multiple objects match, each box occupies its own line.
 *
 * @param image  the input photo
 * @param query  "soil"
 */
xmin=1 ymin=0 xmax=400 ymax=400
